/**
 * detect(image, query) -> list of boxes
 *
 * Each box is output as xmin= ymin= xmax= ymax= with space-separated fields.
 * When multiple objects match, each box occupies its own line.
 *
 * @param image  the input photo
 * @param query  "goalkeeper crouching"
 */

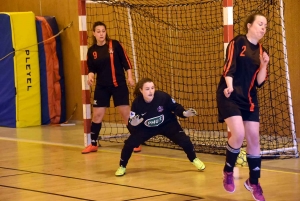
xmin=115 ymin=78 xmax=205 ymax=176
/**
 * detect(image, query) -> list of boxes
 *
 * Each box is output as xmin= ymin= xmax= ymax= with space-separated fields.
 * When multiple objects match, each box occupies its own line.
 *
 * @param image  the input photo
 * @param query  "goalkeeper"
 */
xmin=115 ymin=78 xmax=205 ymax=176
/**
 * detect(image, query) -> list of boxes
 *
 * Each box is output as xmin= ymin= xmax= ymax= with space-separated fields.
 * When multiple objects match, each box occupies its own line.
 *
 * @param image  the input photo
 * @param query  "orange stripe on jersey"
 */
xmin=259 ymin=43 xmax=262 ymax=55
xmin=223 ymin=42 xmax=233 ymax=72
xmin=248 ymin=44 xmax=266 ymax=111
xmin=248 ymin=68 xmax=260 ymax=111
xmin=109 ymin=40 xmax=118 ymax=87
xmin=223 ymin=41 xmax=235 ymax=76
xmin=120 ymin=43 xmax=132 ymax=69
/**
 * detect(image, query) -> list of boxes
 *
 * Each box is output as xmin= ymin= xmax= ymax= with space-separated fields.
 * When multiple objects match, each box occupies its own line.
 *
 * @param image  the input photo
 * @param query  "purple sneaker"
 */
xmin=244 ymin=179 xmax=265 ymax=201
xmin=223 ymin=171 xmax=235 ymax=193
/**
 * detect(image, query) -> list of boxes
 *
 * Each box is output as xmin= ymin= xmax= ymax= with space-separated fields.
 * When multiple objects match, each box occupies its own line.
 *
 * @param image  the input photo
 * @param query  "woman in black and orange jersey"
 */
xmin=216 ymin=13 xmax=269 ymax=201
xmin=82 ymin=21 xmax=141 ymax=154
xmin=114 ymin=78 xmax=205 ymax=177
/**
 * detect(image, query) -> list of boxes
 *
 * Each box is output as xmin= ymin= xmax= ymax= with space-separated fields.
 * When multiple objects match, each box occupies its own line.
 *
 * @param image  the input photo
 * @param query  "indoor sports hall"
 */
xmin=0 ymin=0 xmax=299 ymax=200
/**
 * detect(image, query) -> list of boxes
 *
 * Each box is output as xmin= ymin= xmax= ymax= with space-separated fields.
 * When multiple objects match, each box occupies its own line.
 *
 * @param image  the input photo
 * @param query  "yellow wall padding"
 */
xmin=5 ymin=12 xmax=41 ymax=127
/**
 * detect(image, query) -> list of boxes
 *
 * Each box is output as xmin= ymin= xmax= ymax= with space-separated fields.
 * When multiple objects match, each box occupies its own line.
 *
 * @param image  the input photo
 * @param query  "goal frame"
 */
xmin=78 ymin=0 xmax=298 ymax=157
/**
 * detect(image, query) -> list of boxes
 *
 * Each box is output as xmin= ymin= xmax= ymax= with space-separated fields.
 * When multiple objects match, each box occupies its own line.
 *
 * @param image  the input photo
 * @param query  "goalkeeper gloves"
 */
xmin=183 ymin=108 xmax=198 ymax=117
xmin=129 ymin=115 xmax=144 ymax=126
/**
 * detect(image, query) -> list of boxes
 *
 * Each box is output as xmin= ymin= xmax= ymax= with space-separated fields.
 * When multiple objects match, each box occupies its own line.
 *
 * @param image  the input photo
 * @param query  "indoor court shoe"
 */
xmin=192 ymin=158 xmax=205 ymax=170
xmin=244 ymin=179 xmax=265 ymax=201
xmin=81 ymin=144 xmax=98 ymax=154
xmin=223 ymin=171 xmax=235 ymax=193
xmin=115 ymin=166 xmax=126 ymax=176
xmin=133 ymin=145 xmax=142 ymax=152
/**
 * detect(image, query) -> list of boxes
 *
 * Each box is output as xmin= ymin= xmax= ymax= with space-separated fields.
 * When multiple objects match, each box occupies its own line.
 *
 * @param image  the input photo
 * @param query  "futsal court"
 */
xmin=1 ymin=0 xmax=300 ymax=200
xmin=0 ymin=124 xmax=299 ymax=201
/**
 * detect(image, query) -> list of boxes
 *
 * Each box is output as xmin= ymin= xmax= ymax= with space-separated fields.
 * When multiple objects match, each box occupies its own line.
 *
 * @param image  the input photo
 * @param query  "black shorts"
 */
xmin=125 ymin=121 xmax=191 ymax=148
xmin=217 ymin=94 xmax=259 ymax=123
xmin=93 ymin=84 xmax=129 ymax=107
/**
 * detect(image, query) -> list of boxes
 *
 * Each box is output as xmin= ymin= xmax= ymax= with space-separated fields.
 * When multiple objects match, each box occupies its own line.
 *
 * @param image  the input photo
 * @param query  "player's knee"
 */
xmin=124 ymin=139 xmax=140 ymax=149
xmin=92 ymin=113 xmax=104 ymax=122
xmin=177 ymin=135 xmax=192 ymax=147
xmin=180 ymin=141 xmax=194 ymax=152
xmin=231 ymin=133 xmax=245 ymax=144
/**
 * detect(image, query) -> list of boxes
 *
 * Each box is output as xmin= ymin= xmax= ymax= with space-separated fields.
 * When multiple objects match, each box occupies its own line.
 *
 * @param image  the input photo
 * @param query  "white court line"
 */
xmin=0 ymin=137 xmax=83 ymax=149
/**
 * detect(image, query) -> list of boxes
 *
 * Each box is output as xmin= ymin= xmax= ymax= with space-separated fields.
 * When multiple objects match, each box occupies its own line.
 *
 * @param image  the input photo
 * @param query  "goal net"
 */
xmin=84 ymin=0 xmax=298 ymax=157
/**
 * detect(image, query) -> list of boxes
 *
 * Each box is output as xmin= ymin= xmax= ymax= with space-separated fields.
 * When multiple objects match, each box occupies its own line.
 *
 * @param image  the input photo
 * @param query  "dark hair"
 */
xmin=92 ymin=21 xmax=110 ymax=44
xmin=244 ymin=13 xmax=266 ymax=33
xmin=133 ymin=78 xmax=154 ymax=98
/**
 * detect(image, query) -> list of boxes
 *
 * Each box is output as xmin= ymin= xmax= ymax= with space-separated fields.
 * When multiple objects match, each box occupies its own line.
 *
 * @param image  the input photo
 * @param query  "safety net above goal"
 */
xmin=83 ymin=0 xmax=298 ymax=157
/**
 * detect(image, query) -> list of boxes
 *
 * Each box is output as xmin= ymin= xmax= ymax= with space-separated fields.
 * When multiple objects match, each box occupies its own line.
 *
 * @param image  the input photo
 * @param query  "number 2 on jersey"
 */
xmin=240 ymin=46 xmax=246 ymax=56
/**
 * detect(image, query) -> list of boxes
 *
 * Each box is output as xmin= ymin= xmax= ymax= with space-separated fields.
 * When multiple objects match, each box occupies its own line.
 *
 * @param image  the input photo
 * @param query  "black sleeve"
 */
xmin=223 ymin=36 xmax=242 ymax=78
xmin=255 ymin=46 xmax=268 ymax=88
xmin=87 ymin=47 xmax=96 ymax=74
xmin=255 ymin=78 xmax=266 ymax=88
xmin=115 ymin=40 xmax=132 ymax=71
xmin=165 ymin=93 xmax=186 ymax=118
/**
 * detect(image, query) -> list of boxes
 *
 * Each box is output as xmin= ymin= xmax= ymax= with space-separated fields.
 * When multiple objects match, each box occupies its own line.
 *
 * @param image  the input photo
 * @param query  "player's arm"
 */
xmin=115 ymin=41 xmax=135 ymax=86
xmin=223 ymin=39 xmax=239 ymax=98
xmin=165 ymin=93 xmax=186 ymax=118
xmin=256 ymin=51 xmax=269 ymax=87
xmin=87 ymin=48 xmax=96 ymax=86
xmin=126 ymin=69 xmax=135 ymax=87
xmin=224 ymin=76 xmax=233 ymax=98
xmin=128 ymin=102 xmax=144 ymax=127
xmin=169 ymin=99 xmax=198 ymax=118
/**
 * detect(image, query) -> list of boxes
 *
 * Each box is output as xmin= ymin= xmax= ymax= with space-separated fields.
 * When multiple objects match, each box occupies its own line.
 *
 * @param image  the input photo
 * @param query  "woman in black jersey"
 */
xmin=115 ymin=78 xmax=206 ymax=176
xmin=81 ymin=21 xmax=141 ymax=154
xmin=217 ymin=13 xmax=269 ymax=201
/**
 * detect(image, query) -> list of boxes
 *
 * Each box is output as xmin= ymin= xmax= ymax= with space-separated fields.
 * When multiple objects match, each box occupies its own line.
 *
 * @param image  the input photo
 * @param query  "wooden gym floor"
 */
xmin=0 ymin=123 xmax=299 ymax=201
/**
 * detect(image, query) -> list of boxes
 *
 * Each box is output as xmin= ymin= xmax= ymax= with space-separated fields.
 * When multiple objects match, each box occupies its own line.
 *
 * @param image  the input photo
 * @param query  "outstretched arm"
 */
xmin=183 ymin=108 xmax=198 ymax=117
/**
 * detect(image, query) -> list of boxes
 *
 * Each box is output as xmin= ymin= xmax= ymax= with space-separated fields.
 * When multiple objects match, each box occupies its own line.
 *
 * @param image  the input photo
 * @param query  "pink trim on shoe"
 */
xmin=223 ymin=171 xmax=235 ymax=193
xmin=244 ymin=179 xmax=265 ymax=201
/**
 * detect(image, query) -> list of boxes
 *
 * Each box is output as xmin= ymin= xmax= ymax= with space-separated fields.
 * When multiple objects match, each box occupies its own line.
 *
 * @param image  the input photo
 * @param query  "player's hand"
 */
xmin=260 ymin=52 xmax=269 ymax=68
xmin=183 ymin=108 xmax=198 ymax=117
xmin=129 ymin=115 xmax=144 ymax=126
xmin=87 ymin=73 xmax=95 ymax=86
xmin=128 ymin=77 xmax=135 ymax=87
xmin=224 ymin=87 xmax=233 ymax=98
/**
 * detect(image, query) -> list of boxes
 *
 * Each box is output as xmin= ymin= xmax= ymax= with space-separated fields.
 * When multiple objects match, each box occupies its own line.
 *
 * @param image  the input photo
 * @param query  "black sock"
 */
xmin=247 ymin=154 xmax=261 ymax=185
xmin=181 ymin=141 xmax=197 ymax=162
xmin=119 ymin=143 xmax=134 ymax=167
xmin=91 ymin=122 xmax=102 ymax=146
xmin=223 ymin=142 xmax=240 ymax=172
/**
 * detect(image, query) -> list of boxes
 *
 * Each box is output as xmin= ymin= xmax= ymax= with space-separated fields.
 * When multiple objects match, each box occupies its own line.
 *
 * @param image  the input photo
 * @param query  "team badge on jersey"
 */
xmin=171 ymin=98 xmax=176 ymax=103
xmin=157 ymin=106 xmax=164 ymax=112
xmin=92 ymin=51 xmax=97 ymax=59
xmin=129 ymin=111 xmax=136 ymax=119
xmin=144 ymin=115 xmax=164 ymax=127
